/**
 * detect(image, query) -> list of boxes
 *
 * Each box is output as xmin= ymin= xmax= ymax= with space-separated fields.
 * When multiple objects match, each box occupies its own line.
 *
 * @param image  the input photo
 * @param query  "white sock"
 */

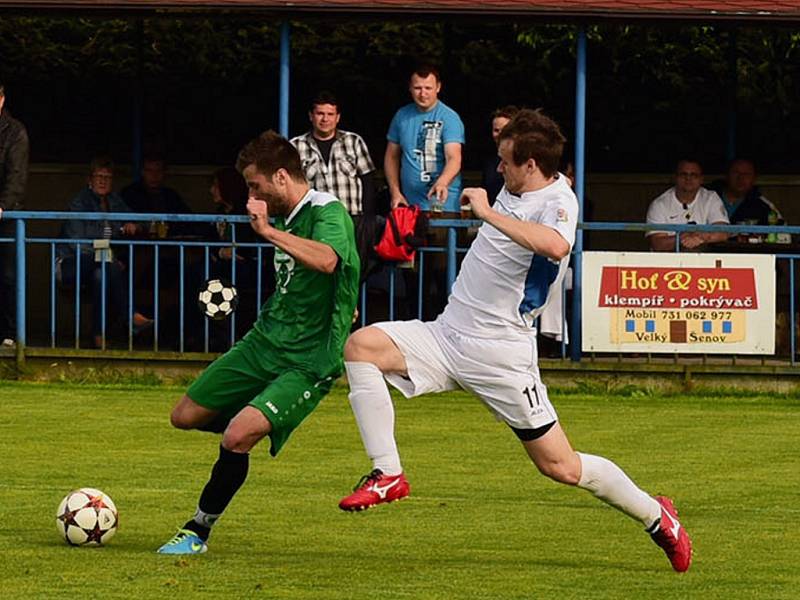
xmin=345 ymin=361 xmax=403 ymax=476
xmin=577 ymin=452 xmax=662 ymax=529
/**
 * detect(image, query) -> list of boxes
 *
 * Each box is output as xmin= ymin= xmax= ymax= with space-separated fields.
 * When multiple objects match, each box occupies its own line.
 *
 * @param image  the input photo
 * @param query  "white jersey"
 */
xmin=646 ymin=186 xmax=729 ymax=237
xmin=440 ymin=175 xmax=578 ymax=339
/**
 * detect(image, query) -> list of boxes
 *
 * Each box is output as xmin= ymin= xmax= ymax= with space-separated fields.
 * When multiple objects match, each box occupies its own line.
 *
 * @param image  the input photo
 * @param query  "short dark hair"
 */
xmin=142 ymin=154 xmax=166 ymax=166
xmin=88 ymin=155 xmax=114 ymax=176
xmin=310 ymin=91 xmax=339 ymax=113
xmin=497 ymin=109 xmax=566 ymax=178
xmin=492 ymin=105 xmax=520 ymax=121
xmin=727 ymin=157 xmax=756 ymax=174
xmin=236 ymin=130 xmax=305 ymax=182
xmin=675 ymin=158 xmax=703 ymax=174
xmin=410 ymin=63 xmax=440 ymax=83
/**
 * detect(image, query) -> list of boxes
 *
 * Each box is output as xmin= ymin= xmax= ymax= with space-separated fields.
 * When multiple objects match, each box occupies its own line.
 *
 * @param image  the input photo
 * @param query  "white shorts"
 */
xmin=374 ymin=319 xmax=558 ymax=430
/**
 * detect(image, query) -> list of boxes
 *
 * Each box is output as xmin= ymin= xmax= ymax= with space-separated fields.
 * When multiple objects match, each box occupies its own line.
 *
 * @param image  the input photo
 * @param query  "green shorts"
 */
xmin=187 ymin=329 xmax=334 ymax=456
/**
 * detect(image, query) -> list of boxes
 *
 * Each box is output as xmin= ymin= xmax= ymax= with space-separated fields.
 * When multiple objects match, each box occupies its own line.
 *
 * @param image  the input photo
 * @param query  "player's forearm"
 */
xmin=434 ymin=147 xmax=462 ymax=189
xmin=482 ymin=210 xmax=569 ymax=260
xmin=260 ymin=227 xmax=339 ymax=273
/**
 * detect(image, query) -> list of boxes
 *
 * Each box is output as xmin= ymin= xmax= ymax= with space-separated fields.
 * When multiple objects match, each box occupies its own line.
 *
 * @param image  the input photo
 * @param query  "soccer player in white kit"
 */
xmin=339 ymin=109 xmax=692 ymax=572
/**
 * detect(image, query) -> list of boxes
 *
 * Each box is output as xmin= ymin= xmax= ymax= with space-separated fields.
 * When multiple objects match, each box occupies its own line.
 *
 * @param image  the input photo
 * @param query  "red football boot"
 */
xmin=339 ymin=469 xmax=410 ymax=512
xmin=650 ymin=496 xmax=693 ymax=572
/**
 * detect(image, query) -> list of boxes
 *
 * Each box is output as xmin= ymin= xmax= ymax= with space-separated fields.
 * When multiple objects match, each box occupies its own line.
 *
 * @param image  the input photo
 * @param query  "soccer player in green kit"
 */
xmin=157 ymin=130 xmax=360 ymax=555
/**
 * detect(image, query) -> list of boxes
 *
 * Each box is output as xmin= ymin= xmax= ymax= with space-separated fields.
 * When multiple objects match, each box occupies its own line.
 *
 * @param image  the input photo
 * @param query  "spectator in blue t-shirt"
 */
xmin=384 ymin=64 xmax=465 ymax=214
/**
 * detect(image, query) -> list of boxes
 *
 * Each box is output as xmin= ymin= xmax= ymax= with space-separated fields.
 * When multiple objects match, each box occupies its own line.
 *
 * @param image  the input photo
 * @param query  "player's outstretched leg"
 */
xmin=577 ymin=452 xmax=693 ymax=572
xmin=523 ymin=424 xmax=692 ymax=572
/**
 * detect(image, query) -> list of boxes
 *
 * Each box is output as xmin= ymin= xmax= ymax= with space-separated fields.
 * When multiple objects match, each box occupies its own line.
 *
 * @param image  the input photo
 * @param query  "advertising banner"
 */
xmin=582 ymin=252 xmax=775 ymax=354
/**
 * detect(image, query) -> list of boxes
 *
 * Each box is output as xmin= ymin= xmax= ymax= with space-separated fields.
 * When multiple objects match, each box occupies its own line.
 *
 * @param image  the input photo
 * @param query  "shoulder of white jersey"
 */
xmin=309 ymin=190 xmax=343 ymax=208
xmin=540 ymin=176 xmax=578 ymax=209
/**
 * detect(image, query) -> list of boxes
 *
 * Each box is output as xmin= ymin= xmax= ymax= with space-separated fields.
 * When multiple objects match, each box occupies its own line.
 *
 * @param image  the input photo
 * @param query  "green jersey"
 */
xmin=254 ymin=189 xmax=360 ymax=379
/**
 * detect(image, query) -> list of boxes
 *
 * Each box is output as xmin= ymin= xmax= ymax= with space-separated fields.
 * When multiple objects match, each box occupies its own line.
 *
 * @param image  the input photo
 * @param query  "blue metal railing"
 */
xmin=0 ymin=212 xmax=477 ymax=360
xmin=3 ymin=211 xmax=800 ymax=366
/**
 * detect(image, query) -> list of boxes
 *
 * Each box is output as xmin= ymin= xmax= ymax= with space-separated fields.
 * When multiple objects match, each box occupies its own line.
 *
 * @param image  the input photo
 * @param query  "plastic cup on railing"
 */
xmin=157 ymin=221 xmax=169 ymax=239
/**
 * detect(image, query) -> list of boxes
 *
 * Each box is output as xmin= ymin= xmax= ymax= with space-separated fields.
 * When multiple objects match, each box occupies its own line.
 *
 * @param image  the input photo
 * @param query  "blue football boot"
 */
xmin=156 ymin=529 xmax=208 ymax=555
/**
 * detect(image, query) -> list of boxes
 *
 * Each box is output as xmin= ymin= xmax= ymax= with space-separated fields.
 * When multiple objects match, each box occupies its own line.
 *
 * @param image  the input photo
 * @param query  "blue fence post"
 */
xmin=14 ymin=218 xmax=26 ymax=367
xmin=279 ymin=21 xmax=291 ymax=137
xmin=570 ymin=26 xmax=587 ymax=362
xmin=446 ymin=226 xmax=457 ymax=293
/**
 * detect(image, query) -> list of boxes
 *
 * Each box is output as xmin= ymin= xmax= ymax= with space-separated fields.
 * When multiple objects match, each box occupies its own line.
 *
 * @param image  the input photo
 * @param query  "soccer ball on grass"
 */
xmin=198 ymin=278 xmax=239 ymax=320
xmin=56 ymin=487 xmax=118 ymax=546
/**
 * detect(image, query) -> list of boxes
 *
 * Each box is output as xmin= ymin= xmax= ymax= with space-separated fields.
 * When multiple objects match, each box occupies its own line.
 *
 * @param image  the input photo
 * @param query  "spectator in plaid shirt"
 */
xmin=291 ymin=91 xmax=376 ymax=222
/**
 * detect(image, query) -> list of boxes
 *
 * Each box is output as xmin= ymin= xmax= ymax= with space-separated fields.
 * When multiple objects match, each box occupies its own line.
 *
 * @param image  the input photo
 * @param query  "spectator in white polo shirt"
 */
xmin=646 ymin=158 xmax=729 ymax=252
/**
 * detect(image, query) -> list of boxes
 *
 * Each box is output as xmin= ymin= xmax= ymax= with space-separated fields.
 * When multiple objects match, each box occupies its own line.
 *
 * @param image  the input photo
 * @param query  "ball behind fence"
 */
xmin=197 ymin=278 xmax=239 ymax=320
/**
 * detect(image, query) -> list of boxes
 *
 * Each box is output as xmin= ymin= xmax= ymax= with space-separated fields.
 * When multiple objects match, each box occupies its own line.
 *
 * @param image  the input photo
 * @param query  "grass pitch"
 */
xmin=0 ymin=381 xmax=798 ymax=599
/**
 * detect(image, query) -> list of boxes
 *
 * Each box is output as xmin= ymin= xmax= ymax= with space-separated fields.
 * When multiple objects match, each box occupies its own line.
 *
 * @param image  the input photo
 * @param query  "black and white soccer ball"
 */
xmin=56 ymin=487 xmax=118 ymax=546
xmin=198 ymin=278 xmax=239 ymax=320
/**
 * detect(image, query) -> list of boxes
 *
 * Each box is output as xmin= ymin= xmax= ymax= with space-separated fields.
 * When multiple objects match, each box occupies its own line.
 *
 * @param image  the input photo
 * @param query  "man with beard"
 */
xmin=157 ymin=130 xmax=359 ymax=555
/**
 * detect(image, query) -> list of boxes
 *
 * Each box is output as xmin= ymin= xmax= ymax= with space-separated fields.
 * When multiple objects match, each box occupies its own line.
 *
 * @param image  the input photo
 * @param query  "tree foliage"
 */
xmin=0 ymin=15 xmax=798 ymax=171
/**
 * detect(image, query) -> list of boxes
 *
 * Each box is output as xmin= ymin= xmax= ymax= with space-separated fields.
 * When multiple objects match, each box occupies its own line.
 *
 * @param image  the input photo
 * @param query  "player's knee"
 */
xmin=169 ymin=406 xmax=194 ymax=430
xmin=169 ymin=395 xmax=204 ymax=430
xmin=535 ymin=460 xmax=581 ymax=486
xmin=221 ymin=426 xmax=259 ymax=454
xmin=221 ymin=407 xmax=270 ymax=453
xmin=344 ymin=328 xmax=375 ymax=362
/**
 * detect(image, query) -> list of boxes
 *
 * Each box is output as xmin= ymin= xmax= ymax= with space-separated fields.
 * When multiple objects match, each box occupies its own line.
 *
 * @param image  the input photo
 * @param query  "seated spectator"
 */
xmin=708 ymin=158 xmax=785 ymax=226
xmin=121 ymin=154 xmax=194 ymax=237
xmin=57 ymin=156 xmax=152 ymax=348
xmin=202 ymin=166 xmax=259 ymax=283
xmin=646 ymin=159 xmax=729 ymax=252
xmin=184 ymin=167 xmax=262 ymax=349
xmin=481 ymin=105 xmax=519 ymax=204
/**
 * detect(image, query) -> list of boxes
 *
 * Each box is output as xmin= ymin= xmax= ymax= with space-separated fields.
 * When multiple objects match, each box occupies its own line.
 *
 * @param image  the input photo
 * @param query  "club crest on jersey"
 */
xmin=556 ymin=208 xmax=569 ymax=222
xmin=274 ymin=249 xmax=296 ymax=294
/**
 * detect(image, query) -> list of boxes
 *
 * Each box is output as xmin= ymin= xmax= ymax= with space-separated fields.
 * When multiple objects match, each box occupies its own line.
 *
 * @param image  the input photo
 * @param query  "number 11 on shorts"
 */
xmin=522 ymin=386 xmax=540 ymax=408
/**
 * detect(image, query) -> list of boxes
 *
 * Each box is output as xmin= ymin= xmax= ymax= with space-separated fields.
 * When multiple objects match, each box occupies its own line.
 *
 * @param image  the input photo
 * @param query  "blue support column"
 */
xmin=570 ymin=27 xmax=587 ymax=362
xmin=726 ymin=29 xmax=738 ymax=162
xmin=446 ymin=226 xmax=457 ymax=292
xmin=15 ymin=218 xmax=26 ymax=366
xmin=279 ymin=21 xmax=291 ymax=137
xmin=132 ymin=18 xmax=144 ymax=180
